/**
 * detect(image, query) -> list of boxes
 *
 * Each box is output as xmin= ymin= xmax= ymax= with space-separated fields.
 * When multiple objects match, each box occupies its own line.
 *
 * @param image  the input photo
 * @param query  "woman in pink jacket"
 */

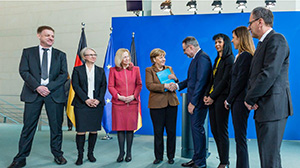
xmin=108 ymin=48 xmax=142 ymax=163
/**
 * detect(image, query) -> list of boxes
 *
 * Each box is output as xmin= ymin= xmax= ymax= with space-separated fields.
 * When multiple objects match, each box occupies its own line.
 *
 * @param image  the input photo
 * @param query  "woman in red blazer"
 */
xmin=108 ymin=48 xmax=142 ymax=163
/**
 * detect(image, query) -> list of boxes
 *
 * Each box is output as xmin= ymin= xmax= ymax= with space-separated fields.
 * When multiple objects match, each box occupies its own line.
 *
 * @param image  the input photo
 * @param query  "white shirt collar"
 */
xmin=259 ymin=28 xmax=273 ymax=42
xmin=39 ymin=45 xmax=52 ymax=52
xmin=193 ymin=48 xmax=201 ymax=59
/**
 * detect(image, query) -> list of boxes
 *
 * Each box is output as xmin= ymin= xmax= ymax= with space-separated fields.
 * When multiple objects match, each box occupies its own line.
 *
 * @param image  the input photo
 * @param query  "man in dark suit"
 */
xmin=177 ymin=36 xmax=212 ymax=168
xmin=8 ymin=26 xmax=68 ymax=168
xmin=245 ymin=7 xmax=293 ymax=168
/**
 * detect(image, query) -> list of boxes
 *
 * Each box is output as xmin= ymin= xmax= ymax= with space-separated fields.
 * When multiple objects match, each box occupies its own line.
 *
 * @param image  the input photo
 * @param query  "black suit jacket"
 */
xmin=245 ymin=30 xmax=293 ymax=122
xmin=205 ymin=53 xmax=234 ymax=100
xmin=71 ymin=65 xmax=107 ymax=108
xmin=19 ymin=46 xmax=68 ymax=103
xmin=226 ymin=52 xmax=252 ymax=104
xmin=178 ymin=50 xmax=212 ymax=108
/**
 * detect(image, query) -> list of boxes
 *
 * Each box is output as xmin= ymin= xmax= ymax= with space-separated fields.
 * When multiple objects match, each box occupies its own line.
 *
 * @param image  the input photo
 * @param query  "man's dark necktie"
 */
xmin=41 ymin=48 xmax=49 ymax=80
xmin=256 ymin=41 xmax=262 ymax=49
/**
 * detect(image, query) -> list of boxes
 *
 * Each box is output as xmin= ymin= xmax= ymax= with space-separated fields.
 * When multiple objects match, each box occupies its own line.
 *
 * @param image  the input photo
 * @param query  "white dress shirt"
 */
xmin=39 ymin=45 xmax=52 ymax=85
xmin=85 ymin=64 xmax=95 ymax=99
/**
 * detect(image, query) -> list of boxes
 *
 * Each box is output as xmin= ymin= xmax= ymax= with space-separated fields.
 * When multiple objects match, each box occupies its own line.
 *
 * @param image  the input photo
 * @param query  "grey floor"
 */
xmin=1 ymin=123 xmax=299 ymax=168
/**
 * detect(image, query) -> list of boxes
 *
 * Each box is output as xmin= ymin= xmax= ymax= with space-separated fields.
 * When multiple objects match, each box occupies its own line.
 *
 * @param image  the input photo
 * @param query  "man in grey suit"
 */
xmin=8 ymin=26 xmax=68 ymax=168
xmin=245 ymin=7 xmax=293 ymax=168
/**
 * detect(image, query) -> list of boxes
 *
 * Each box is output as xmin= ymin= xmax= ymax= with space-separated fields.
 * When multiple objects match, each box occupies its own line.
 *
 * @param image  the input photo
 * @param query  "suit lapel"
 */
xmin=94 ymin=66 xmax=99 ymax=91
xmin=34 ymin=46 xmax=41 ymax=76
xmin=81 ymin=65 xmax=88 ymax=92
xmin=49 ymin=48 xmax=56 ymax=80
xmin=188 ymin=50 xmax=202 ymax=77
xmin=250 ymin=30 xmax=275 ymax=73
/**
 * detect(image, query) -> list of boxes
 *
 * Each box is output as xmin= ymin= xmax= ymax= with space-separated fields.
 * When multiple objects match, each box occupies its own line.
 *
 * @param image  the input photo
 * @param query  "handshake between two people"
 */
xmin=164 ymin=74 xmax=178 ymax=92
xmin=164 ymin=83 xmax=177 ymax=92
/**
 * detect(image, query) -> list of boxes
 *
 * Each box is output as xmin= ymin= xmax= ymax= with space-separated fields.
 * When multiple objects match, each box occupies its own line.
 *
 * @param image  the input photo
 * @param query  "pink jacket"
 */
xmin=108 ymin=63 xmax=142 ymax=105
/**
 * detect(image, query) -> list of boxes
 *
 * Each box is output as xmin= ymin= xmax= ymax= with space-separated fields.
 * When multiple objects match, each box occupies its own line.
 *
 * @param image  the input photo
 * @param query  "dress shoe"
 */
xmin=8 ymin=160 xmax=26 ymax=168
xmin=125 ymin=155 xmax=132 ymax=162
xmin=75 ymin=156 xmax=83 ymax=165
xmin=181 ymin=160 xmax=194 ymax=167
xmin=168 ymin=159 xmax=174 ymax=164
xmin=218 ymin=164 xmax=229 ymax=168
xmin=87 ymin=153 xmax=96 ymax=162
xmin=116 ymin=155 xmax=124 ymax=162
xmin=192 ymin=164 xmax=207 ymax=168
xmin=54 ymin=156 xmax=67 ymax=165
xmin=153 ymin=159 xmax=162 ymax=164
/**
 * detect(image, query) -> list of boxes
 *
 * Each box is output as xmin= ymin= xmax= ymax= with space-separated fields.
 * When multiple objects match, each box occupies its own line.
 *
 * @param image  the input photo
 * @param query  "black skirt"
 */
xmin=74 ymin=105 xmax=104 ymax=132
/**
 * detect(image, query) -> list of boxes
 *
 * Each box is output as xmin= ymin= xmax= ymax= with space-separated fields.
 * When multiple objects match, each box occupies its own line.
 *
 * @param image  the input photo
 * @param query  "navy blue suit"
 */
xmin=14 ymin=46 xmax=68 ymax=162
xmin=178 ymin=49 xmax=212 ymax=166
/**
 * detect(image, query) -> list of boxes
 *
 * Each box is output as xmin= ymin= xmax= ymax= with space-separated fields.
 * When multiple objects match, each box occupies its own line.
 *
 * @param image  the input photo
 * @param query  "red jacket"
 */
xmin=108 ymin=63 xmax=142 ymax=105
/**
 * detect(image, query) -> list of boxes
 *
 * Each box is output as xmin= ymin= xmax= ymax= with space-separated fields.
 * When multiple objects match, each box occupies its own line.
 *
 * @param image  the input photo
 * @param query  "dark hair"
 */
xmin=182 ymin=36 xmax=199 ymax=47
xmin=37 ymin=26 xmax=55 ymax=34
xmin=252 ymin=7 xmax=273 ymax=27
xmin=212 ymin=33 xmax=233 ymax=57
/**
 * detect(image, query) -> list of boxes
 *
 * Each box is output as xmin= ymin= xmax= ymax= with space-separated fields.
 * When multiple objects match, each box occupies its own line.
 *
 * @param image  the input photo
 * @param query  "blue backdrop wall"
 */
xmin=111 ymin=12 xmax=300 ymax=140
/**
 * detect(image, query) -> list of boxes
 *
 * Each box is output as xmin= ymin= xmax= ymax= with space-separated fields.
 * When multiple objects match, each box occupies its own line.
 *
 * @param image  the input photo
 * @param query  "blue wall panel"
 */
xmin=111 ymin=12 xmax=300 ymax=140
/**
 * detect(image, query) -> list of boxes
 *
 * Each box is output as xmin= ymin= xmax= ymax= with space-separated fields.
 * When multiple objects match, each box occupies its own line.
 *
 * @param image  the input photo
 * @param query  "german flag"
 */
xmin=66 ymin=27 xmax=87 ymax=127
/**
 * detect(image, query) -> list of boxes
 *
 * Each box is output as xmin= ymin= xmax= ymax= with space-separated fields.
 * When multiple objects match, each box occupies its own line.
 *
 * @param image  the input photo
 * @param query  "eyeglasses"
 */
xmin=248 ymin=18 xmax=260 ymax=26
xmin=84 ymin=54 xmax=97 ymax=57
xmin=183 ymin=45 xmax=190 ymax=52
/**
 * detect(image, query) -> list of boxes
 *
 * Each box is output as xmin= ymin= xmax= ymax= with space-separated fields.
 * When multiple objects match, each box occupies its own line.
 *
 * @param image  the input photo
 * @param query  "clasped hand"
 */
xmin=203 ymin=96 xmax=214 ymax=105
xmin=36 ymin=86 xmax=50 ymax=97
xmin=118 ymin=94 xmax=135 ymax=104
xmin=85 ymin=99 xmax=100 ymax=108
xmin=244 ymin=101 xmax=259 ymax=110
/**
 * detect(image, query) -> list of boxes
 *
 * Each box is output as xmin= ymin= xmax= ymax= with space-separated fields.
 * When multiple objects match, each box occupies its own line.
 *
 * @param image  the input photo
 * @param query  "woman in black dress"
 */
xmin=224 ymin=26 xmax=254 ymax=168
xmin=204 ymin=34 xmax=234 ymax=168
xmin=71 ymin=47 xmax=107 ymax=165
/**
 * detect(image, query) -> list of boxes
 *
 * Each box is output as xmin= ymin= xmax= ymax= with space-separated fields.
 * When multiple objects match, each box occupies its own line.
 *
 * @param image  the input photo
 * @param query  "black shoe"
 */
xmin=87 ymin=153 xmax=96 ymax=162
xmin=75 ymin=156 xmax=83 ymax=165
xmin=168 ymin=159 xmax=174 ymax=164
xmin=195 ymin=164 xmax=207 ymax=168
xmin=54 ymin=156 xmax=67 ymax=165
xmin=116 ymin=154 xmax=124 ymax=162
xmin=8 ymin=160 xmax=26 ymax=168
xmin=125 ymin=154 xmax=132 ymax=162
xmin=181 ymin=160 xmax=194 ymax=167
xmin=68 ymin=127 xmax=72 ymax=131
xmin=218 ymin=164 xmax=229 ymax=168
xmin=153 ymin=159 xmax=162 ymax=164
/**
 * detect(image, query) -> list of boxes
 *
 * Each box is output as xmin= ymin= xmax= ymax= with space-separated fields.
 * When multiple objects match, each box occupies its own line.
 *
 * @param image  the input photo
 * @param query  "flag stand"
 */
xmin=101 ymin=133 xmax=113 ymax=140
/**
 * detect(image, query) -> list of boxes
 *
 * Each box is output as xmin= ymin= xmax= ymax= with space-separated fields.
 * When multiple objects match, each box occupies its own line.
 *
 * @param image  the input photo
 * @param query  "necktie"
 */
xmin=41 ymin=48 xmax=49 ymax=80
xmin=256 ymin=41 xmax=262 ymax=49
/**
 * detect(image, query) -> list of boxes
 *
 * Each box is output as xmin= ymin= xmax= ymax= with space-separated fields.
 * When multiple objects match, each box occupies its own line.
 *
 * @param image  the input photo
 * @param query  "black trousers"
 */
xmin=231 ymin=100 xmax=250 ymax=168
xmin=14 ymin=95 xmax=64 ymax=162
xmin=150 ymin=105 xmax=178 ymax=160
xmin=256 ymin=117 xmax=287 ymax=168
xmin=209 ymin=95 xmax=229 ymax=165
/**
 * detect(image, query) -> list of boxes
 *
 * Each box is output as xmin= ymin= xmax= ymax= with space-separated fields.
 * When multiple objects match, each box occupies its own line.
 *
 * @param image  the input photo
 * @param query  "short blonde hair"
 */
xmin=115 ymin=48 xmax=131 ymax=67
xmin=150 ymin=48 xmax=166 ymax=63
xmin=80 ymin=47 xmax=96 ymax=61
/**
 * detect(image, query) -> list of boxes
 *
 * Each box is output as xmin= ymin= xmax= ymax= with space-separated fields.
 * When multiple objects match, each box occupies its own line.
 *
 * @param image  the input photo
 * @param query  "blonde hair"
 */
xmin=232 ymin=26 xmax=255 ymax=56
xmin=114 ymin=48 xmax=131 ymax=68
xmin=80 ymin=47 xmax=97 ymax=61
xmin=150 ymin=48 xmax=166 ymax=64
